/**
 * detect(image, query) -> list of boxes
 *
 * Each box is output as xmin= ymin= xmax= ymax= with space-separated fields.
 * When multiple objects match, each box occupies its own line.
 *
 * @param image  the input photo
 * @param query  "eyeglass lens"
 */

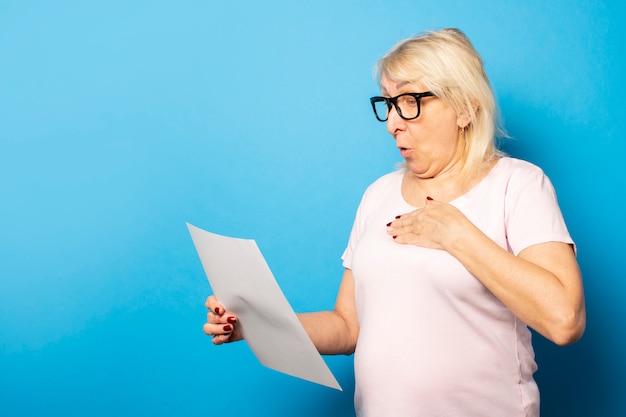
xmin=375 ymin=95 xmax=419 ymax=121
xmin=371 ymin=93 xmax=432 ymax=122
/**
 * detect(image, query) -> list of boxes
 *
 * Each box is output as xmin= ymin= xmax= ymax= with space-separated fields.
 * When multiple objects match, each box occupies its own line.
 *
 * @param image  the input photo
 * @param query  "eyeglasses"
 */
xmin=369 ymin=92 xmax=435 ymax=122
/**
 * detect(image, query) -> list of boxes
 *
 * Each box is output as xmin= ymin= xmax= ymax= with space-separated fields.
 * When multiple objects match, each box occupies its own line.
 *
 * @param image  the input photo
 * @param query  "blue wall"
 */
xmin=1 ymin=1 xmax=624 ymax=416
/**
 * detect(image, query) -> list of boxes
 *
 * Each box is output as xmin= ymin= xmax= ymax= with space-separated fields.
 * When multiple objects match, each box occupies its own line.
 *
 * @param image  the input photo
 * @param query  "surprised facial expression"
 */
xmin=380 ymin=75 xmax=466 ymax=179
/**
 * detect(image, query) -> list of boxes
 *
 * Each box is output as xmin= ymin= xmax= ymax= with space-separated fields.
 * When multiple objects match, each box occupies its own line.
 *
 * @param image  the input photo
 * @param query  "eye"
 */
xmin=398 ymin=95 xmax=418 ymax=107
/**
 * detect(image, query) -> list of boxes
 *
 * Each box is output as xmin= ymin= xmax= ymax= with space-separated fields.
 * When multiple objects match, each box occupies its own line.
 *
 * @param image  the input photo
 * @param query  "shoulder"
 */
xmin=496 ymin=157 xmax=560 ymax=210
xmin=362 ymin=169 xmax=404 ymax=197
xmin=492 ymin=157 xmax=551 ymax=191
xmin=354 ymin=170 xmax=403 ymax=213
xmin=370 ymin=169 xmax=404 ymax=186
xmin=496 ymin=157 xmax=545 ymax=177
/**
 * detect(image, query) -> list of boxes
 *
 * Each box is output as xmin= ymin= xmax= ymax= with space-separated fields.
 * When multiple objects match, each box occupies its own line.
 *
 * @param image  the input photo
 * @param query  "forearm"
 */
xmin=447 ymin=225 xmax=585 ymax=345
xmin=298 ymin=310 xmax=358 ymax=355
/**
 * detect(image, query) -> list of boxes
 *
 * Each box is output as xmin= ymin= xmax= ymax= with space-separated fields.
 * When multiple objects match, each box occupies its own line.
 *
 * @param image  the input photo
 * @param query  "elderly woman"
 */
xmin=204 ymin=28 xmax=585 ymax=417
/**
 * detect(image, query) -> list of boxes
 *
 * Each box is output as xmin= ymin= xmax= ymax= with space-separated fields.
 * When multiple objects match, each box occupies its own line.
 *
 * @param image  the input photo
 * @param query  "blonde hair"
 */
xmin=376 ymin=28 xmax=505 ymax=180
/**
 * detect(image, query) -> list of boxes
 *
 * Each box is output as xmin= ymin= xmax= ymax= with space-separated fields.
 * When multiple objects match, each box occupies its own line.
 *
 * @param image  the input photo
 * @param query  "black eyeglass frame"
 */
xmin=369 ymin=91 xmax=435 ymax=122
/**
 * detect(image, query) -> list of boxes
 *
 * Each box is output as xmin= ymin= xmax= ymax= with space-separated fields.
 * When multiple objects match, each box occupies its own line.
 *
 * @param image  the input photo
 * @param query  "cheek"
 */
xmin=427 ymin=112 xmax=460 ymax=141
xmin=411 ymin=121 xmax=460 ymax=156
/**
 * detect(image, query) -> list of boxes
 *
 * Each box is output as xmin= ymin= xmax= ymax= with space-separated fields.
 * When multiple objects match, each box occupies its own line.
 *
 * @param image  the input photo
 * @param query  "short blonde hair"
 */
xmin=376 ymin=28 xmax=505 ymax=180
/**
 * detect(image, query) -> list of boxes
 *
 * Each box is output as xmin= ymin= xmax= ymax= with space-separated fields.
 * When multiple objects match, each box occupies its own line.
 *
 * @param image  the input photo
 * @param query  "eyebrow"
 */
xmin=379 ymin=81 xmax=412 ymax=94
xmin=379 ymin=81 xmax=413 ymax=96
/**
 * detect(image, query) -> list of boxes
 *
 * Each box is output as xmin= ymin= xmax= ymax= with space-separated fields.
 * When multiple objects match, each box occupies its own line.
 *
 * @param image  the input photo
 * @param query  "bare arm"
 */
xmin=204 ymin=268 xmax=360 ymax=354
xmin=389 ymin=198 xmax=586 ymax=345
xmin=298 ymin=268 xmax=359 ymax=355
xmin=448 ymin=227 xmax=585 ymax=345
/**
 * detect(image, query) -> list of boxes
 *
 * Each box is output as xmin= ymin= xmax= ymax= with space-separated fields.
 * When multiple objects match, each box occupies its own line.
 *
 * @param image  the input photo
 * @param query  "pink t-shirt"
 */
xmin=342 ymin=157 xmax=574 ymax=417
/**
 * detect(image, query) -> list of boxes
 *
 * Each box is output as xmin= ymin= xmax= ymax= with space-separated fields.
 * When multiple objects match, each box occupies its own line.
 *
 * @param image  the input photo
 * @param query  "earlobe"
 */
xmin=457 ymin=98 xmax=478 ymax=129
xmin=457 ymin=113 xmax=471 ymax=129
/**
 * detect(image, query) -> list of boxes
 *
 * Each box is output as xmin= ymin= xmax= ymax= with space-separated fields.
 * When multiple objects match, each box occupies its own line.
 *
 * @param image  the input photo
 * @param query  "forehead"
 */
xmin=380 ymin=75 xmax=427 ymax=95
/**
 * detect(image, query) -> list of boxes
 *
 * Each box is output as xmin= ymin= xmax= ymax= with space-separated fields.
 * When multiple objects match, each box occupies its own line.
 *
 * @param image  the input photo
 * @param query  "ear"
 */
xmin=457 ymin=98 xmax=478 ymax=129
xmin=457 ymin=112 xmax=472 ymax=129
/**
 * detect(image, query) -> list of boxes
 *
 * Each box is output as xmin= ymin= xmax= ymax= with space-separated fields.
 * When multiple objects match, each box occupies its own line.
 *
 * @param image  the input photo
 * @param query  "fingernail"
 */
xmin=392 ymin=235 xmax=397 ymax=239
xmin=395 ymin=215 xmax=401 ymax=219
xmin=426 ymin=196 xmax=433 ymax=201
xmin=227 ymin=316 xmax=237 ymax=324
xmin=214 ymin=307 xmax=221 ymax=315
xmin=386 ymin=222 xmax=392 ymax=227
xmin=223 ymin=324 xmax=233 ymax=332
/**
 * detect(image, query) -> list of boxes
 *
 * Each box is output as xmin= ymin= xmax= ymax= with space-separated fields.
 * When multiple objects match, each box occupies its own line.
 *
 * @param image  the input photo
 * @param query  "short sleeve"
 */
xmin=342 ymin=194 xmax=366 ymax=269
xmin=340 ymin=172 xmax=402 ymax=269
xmin=504 ymin=165 xmax=575 ymax=256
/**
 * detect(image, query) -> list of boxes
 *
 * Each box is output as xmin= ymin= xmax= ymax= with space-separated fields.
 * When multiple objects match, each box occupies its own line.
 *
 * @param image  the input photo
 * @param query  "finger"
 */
xmin=212 ymin=334 xmax=234 ymax=345
xmin=203 ymin=322 xmax=234 ymax=337
xmin=207 ymin=311 xmax=238 ymax=325
xmin=386 ymin=213 xmax=407 ymax=232
xmin=205 ymin=295 xmax=225 ymax=316
xmin=387 ymin=215 xmax=413 ymax=236
xmin=386 ymin=220 xmax=403 ymax=237
xmin=205 ymin=322 xmax=242 ymax=345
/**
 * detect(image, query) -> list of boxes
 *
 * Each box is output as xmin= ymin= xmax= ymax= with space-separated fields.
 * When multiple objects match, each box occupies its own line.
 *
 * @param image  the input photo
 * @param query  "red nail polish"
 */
xmin=392 ymin=235 xmax=397 ymax=239
xmin=223 ymin=324 xmax=233 ymax=332
xmin=386 ymin=222 xmax=392 ymax=227
xmin=426 ymin=196 xmax=433 ymax=201
xmin=395 ymin=215 xmax=401 ymax=219
xmin=214 ymin=307 xmax=221 ymax=315
xmin=227 ymin=316 xmax=237 ymax=324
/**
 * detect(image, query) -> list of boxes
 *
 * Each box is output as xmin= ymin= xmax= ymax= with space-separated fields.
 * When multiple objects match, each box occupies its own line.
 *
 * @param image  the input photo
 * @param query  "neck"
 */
xmin=401 ymin=157 xmax=497 ymax=205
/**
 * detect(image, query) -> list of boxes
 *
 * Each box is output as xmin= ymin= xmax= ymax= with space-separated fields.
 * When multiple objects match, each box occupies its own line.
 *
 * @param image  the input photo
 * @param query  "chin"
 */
xmin=404 ymin=160 xmax=428 ymax=177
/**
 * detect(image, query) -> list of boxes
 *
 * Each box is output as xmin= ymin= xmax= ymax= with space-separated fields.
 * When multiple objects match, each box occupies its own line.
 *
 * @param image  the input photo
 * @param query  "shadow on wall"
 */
xmin=533 ymin=326 xmax=612 ymax=417
xmin=533 ymin=231 xmax=620 ymax=416
xmin=500 ymin=103 xmax=620 ymax=417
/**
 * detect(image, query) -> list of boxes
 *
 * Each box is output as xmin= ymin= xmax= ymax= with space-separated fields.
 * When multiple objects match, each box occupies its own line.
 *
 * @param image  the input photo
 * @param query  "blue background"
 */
xmin=1 ymin=1 xmax=624 ymax=416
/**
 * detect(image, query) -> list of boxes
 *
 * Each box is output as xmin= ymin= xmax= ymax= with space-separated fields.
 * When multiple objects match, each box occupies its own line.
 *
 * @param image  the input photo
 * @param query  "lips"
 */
xmin=399 ymin=147 xmax=412 ymax=158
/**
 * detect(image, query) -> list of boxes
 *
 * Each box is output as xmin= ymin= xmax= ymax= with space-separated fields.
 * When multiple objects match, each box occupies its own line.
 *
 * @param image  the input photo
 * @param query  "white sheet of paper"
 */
xmin=187 ymin=223 xmax=342 ymax=391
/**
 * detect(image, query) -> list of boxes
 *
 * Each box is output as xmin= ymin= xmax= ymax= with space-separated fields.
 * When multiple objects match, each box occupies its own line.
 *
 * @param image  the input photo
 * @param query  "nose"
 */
xmin=386 ymin=105 xmax=406 ymax=136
